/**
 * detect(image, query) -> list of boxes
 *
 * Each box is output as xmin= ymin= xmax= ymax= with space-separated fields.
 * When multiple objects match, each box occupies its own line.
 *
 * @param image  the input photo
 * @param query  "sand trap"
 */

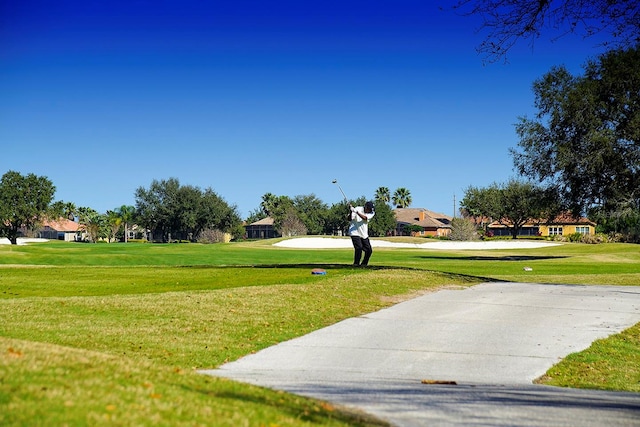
xmin=273 ymin=237 xmax=561 ymax=250
xmin=0 ymin=238 xmax=49 ymax=245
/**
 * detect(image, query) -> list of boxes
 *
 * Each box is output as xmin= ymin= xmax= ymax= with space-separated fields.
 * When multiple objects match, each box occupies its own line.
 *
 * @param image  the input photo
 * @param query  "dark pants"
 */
xmin=351 ymin=236 xmax=373 ymax=266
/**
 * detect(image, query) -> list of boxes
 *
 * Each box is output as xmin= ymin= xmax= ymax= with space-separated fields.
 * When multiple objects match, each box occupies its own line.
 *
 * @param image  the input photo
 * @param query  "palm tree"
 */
xmin=62 ymin=202 xmax=77 ymax=221
xmin=115 ymin=205 xmax=136 ymax=242
xmin=375 ymin=187 xmax=391 ymax=204
xmin=260 ymin=193 xmax=278 ymax=216
xmin=78 ymin=208 xmax=104 ymax=243
xmin=392 ymin=188 xmax=412 ymax=208
xmin=106 ymin=210 xmax=123 ymax=243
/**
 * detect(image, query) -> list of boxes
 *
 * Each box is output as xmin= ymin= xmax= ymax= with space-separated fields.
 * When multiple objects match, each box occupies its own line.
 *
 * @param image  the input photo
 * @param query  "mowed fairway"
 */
xmin=1 ymin=238 xmax=639 ymax=426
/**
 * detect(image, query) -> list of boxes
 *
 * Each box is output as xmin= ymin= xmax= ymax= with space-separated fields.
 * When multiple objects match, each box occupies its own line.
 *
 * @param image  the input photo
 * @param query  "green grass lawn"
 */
xmin=1 ymin=238 xmax=639 ymax=426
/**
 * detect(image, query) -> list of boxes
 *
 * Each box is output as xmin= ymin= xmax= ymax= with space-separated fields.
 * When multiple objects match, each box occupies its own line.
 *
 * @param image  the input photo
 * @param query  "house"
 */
xmin=394 ymin=208 xmax=452 ymax=237
xmin=37 ymin=218 xmax=81 ymax=241
xmin=487 ymin=213 xmax=596 ymax=237
xmin=245 ymin=217 xmax=280 ymax=239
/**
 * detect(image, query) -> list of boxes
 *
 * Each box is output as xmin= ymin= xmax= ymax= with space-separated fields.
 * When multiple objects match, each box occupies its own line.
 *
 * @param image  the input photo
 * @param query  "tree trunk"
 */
xmin=511 ymin=227 xmax=519 ymax=239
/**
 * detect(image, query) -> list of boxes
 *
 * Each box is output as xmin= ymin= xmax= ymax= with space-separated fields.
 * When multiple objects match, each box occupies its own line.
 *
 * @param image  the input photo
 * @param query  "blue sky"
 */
xmin=0 ymin=1 xmax=612 ymax=219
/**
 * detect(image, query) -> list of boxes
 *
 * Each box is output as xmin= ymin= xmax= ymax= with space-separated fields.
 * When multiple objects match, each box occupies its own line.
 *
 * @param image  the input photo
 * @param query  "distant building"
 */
xmin=37 ymin=218 xmax=81 ymax=241
xmin=245 ymin=217 xmax=280 ymax=239
xmin=487 ymin=213 xmax=596 ymax=237
xmin=394 ymin=208 xmax=452 ymax=237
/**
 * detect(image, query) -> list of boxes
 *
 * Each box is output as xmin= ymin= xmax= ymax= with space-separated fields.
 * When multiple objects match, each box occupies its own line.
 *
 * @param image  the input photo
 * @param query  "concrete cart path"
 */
xmin=202 ymin=283 xmax=640 ymax=426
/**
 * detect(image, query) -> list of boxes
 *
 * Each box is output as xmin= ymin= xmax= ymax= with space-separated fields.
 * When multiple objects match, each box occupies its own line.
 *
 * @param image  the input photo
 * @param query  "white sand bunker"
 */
xmin=273 ymin=237 xmax=561 ymax=250
xmin=0 ymin=238 xmax=49 ymax=245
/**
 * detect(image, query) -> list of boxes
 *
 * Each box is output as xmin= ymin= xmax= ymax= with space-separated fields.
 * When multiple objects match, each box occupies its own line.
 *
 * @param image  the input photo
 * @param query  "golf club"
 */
xmin=331 ymin=179 xmax=348 ymax=202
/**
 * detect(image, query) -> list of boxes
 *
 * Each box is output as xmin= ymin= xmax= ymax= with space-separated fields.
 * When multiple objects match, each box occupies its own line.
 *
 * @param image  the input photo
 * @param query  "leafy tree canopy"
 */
xmin=369 ymin=197 xmax=397 ymax=237
xmin=510 ymin=46 xmax=640 ymax=215
xmin=135 ymin=178 xmax=241 ymax=242
xmin=293 ymin=194 xmax=328 ymax=235
xmin=0 ymin=171 xmax=56 ymax=244
xmin=461 ymin=179 xmax=559 ymax=238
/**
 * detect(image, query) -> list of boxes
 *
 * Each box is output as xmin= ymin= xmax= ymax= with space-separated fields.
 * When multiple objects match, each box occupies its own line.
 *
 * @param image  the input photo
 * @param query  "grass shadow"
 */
xmin=416 ymin=255 xmax=568 ymax=261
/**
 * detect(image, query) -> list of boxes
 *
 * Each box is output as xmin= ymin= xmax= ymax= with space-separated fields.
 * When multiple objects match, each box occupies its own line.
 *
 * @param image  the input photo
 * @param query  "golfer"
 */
xmin=348 ymin=201 xmax=375 ymax=266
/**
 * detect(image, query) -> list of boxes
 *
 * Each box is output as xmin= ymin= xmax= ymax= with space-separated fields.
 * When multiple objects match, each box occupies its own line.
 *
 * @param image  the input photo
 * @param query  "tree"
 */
xmin=260 ymin=193 xmax=279 ymax=217
xmin=324 ymin=202 xmax=350 ymax=235
xmin=280 ymin=207 xmax=308 ymax=237
xmin=461 ymin=179 xmax=558 ymax=238
xmin=375 ymin=187 xmax=391 ymax=204
xmin=591 ymin=199 xmax=640 ymax=242
xmin=115 ymin=205 xmax=136 ymax=242
xmin=196 ymin=189 xmax=242 ymax=240
xmin=245 ymin=207 xmax=267 ymax=225
xmin=451 ymin=0 xmax=640 ymax=63
xmin=403 ymin=224 xmax=424 ymax=236
xmin=106 ymin=210 xmax=123 ymax=243
xmin=77 ymin=207 xmax=106 ymax=242
xmin=369 ymin=198 xmax=397 ymax=237
xmin=449 ymin=217 xmax=481 ymax=241
xmin=135 ymin=178 xmax=180 ymax=242
xmin=174 ymin=184 xmax=204 ymax=241
xmin=392 ymin=188 xmax=412 ymax=208
xmin=293 ymin=194 xmax=328 ymax=235
xmin=50 ymin=201 xmax=77 ymax=221
xmin=135 ymin=178 xmax=241 ymax=242
xmin=0 ymin=171 xmax=56 ymax=244
xmin=258 ymin=193 xmax=295 ymax=234
xmin=510 ymin=46 xmax=640 ymax=215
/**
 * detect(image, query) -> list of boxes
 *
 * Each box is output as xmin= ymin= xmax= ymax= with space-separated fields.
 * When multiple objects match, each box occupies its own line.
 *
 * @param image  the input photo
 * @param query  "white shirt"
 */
xmin=348 ymin=206 xmax=374 ymax=238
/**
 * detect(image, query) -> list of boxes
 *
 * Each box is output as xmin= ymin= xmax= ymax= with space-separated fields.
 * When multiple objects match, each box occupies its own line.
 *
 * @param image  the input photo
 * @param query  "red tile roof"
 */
xmin=42 ymin=218 xmax=80 ymax=232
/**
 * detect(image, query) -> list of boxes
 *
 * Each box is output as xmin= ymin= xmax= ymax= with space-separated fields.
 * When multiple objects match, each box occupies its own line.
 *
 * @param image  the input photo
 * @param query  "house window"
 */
xmin=575 ymin=226 xmax=590 ymax=234
xmin=549 ymin=226 xmax=563 ymax=236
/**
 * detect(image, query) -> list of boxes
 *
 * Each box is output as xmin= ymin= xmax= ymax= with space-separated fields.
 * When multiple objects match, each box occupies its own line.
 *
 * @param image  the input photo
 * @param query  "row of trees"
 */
xmin=0 ymin=171 xmax=413 ymax=244
xmin=0 ymin=172 xmax=245 ymax=244
xmin=244 ymin=186 xmax=408 ymax=238
xmin=134 ymin=178 xmax=244 ymax=242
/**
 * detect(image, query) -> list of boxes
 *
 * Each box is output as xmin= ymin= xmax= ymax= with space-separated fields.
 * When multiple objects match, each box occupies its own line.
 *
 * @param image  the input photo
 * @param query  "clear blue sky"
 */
xmin=0 ymin=1 xmax=612 ymax=219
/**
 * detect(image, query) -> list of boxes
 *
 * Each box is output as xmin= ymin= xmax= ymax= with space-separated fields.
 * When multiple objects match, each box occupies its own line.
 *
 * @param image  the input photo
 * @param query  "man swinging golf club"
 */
xmin=347 ymin=200 xmax=375 ymax=266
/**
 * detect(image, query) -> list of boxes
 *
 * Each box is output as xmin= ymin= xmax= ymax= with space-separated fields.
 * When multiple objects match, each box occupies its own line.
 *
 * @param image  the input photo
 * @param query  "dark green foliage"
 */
xmin=324 ymin=202 xmax=350 ymax=235
xmin=369 ymin=201 xmax=396 ymax=237
xmin=0 ymin=171 xmax=56 ymax=244
xmin=293 ymin=194 xmax=329 ymax=235
xmin=135 ymin=178 xmax=241 ymax=242
xmin=461 ymin=179 xmax=559 ymax=238
xmin=511 ymin=46 xmax=640 ymax=216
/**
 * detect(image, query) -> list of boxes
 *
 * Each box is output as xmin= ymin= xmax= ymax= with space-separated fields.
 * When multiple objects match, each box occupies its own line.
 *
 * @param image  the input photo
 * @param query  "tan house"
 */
xmin=394 ymin=208 xmax=452 ymax=237
xmin=245 ymin=217 xmax=279 ymax=239
xmin=37 ymin=218 xmax=81 ymax=241
xmin=487 ymin=213 xmax=596 ymax=237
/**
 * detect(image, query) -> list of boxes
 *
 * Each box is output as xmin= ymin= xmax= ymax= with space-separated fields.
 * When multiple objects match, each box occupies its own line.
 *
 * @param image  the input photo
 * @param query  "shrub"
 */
xmin=449 ymin=217 xmax=480 ymax=241
xmin=581 ymin=233 xmax=609 ymax=244
xmin=567 ymin=232 xmax=583 ymax=242
xmin=197 ymin=229 xmax=228 ymax=244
